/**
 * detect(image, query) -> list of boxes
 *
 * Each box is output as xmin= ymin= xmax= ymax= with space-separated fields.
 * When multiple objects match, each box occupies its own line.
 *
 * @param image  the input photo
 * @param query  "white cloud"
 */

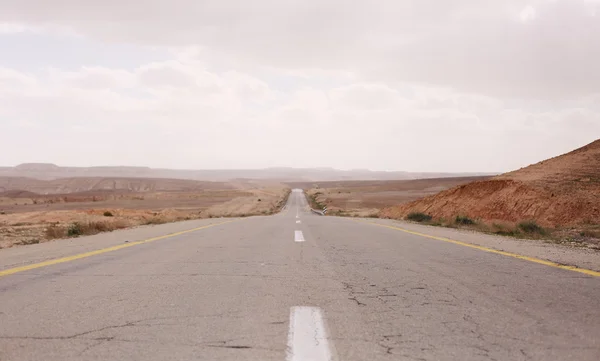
xmin=0 ymin=0 xmax=599 ymax=171
xmin=519 ymin=5 xmax=537 ymax=22
xmin=0 ymin=22 xmax=31 ymax=33
xmin=50 ymin=66 xmax=134 ymax=90
xmin=0 ymin=67 xmax=38 ymax=89
xmin=1 ymin=57 xmax=599 ymax=171
xmin=2 ymin=0 xmax=599 ymax=99
xmin=330 ymin=84 xmax=407 ymax=111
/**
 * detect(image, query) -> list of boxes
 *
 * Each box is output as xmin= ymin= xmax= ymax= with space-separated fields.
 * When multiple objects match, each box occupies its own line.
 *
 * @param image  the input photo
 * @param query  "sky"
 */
xmin=0 ymin=0 xmax=599 ymax=172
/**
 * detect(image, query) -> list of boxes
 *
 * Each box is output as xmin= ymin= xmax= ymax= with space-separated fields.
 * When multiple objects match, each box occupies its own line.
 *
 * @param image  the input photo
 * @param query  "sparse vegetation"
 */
xmin=518 ymin=220 xmax=546 ymax=235
xmin=455 ymin=215 xmax=476 ymax=225
xmin=406 ymin=212 xmax=433 ymax=223
xmin=143 ymin=217 xmax=168 ymax=225
xmin=491 ymin=223 xmax=520 ymax=237
xmin=0 ymin=184 xmax=291 ymax=248
xmin=67 ymin=222 xmax=83 ymax=236
xmin=65 ymin=221 xmax=129 ymax=237
xmin=398 ymin=215 xmax=560 ymax=242
xmin=45 ymin=224 xmax=67 ymax=239
xmin=267 ymin=188 xmax=292 ymax=215
xmin=307 ymin=192 xmax=327 ymax=211
xmin=16 ymin=239 xmax=40 ymax=245
xmin=579 ymin=230 xmax=600 ymax=239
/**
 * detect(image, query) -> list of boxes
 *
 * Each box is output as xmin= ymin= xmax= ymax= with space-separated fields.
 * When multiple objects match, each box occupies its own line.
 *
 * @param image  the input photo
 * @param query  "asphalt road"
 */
xmin=0 ymin=189 xmax=599 ymax=360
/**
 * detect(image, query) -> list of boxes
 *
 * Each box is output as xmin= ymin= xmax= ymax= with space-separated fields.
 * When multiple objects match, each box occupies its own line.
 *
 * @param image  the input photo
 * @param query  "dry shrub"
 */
xmin=455 ymin=215 xmax=476 ymax=225
xmin=485 ymin=222 xmax=519 ymax=237
xmin=112 ymin=220 xmax=130 ymax=229
xmin=86 ymin=221 xmax=112 ymax=233
xmin=579 ymin=230 xmax=600 ymax=239
xmin=66 ymin=220 xmax=131 ymax=237
xmin=518 ymin=220 xmax=546 ymax=235
xmin=17 ymin=239 xmax=40 ymax=245
xmin=46 ymin=224 xmax=67 ymax=239
xmin=406 ymin=212 xmax=432 ymax=222
xmin=143 ymin=216 xmax=169 ymax=225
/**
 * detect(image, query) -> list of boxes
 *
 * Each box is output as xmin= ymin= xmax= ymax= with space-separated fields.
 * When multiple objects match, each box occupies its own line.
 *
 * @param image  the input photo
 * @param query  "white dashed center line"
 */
xmin=294 ymin=230 xmax=305 ymax=242
xmin=296 ymin=220 xmax=301 ymax=224
xmin=287 ymin=306 xmax=334 ymax=361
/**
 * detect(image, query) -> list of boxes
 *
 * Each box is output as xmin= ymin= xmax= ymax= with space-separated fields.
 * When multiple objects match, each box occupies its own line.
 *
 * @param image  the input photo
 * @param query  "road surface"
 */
xmin=0 ymin=189 xmax=599 ymax=360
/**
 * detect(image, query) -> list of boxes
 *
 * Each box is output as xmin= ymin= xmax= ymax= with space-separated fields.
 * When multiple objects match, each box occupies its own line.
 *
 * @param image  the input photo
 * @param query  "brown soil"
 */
xmin=0 ymin=181 xmax=290 ymax=249
xmin=381 ymin=139 xmax=600 ymax=228
xmin=292 ymin=177 xmax=487 ymax=217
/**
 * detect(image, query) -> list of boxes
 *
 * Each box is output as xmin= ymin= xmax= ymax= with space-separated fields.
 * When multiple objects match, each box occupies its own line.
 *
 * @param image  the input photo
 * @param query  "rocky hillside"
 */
xmin=381 ymin=139 xmax=600 ymax=227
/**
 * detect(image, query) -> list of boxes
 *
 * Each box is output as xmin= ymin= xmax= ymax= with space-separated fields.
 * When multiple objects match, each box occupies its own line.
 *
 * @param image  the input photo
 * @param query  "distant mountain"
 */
xmin=15 ymin=163 xmax=61 ymax=171
xmin=0 ymin=177 xmax=232 ymax=195
xmin=0 ymin=164 xmax=495 ymax=182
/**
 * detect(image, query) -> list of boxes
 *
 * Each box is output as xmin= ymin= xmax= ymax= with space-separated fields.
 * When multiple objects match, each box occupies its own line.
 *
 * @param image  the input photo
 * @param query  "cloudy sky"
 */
xmin=0 ymin=0 xmax=599 ymax=172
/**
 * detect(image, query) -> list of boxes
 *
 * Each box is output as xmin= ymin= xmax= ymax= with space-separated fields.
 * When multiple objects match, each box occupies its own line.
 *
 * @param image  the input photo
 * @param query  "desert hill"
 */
xmin=381 ymin=139 xmax=600 ymax=227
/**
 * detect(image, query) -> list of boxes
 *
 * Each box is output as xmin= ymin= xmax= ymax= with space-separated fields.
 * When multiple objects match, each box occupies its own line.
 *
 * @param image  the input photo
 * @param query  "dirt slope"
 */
xmin=381 ymin=139 xmax=600 ymax=227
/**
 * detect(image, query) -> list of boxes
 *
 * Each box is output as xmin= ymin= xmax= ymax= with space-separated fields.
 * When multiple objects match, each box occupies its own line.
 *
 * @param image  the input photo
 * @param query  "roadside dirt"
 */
xmin=0 ymin=184 xmax=290 ymax=249
xmin=293 ymin=177 xmax=487 ymax=217
xmin=365 ymin=218 xmax=600 ymax=273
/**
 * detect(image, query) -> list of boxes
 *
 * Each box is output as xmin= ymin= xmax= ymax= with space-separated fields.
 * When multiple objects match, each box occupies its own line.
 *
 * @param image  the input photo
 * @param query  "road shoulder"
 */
xmin=0 ymin=217 xmax=241 ymax=272
xmin=356 ymin=218 xmax=600 ymax=273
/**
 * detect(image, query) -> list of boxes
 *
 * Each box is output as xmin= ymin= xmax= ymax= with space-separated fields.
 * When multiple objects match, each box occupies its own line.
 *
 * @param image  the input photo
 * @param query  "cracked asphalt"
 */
xmin=1 ymin=191 xmax=599 ymax=360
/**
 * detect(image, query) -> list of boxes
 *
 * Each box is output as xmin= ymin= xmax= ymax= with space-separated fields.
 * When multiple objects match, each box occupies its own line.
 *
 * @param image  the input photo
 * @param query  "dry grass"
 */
xmin=406 ymin=212 xmax=432 ymax=222
xmin=580 ymin=229 xmax=600 ymax=238
xmin=142 ymin=216 xmax=170 ymax=225
xmin=45 ymin=220 xmax=130 ymax=239
xmin=45 ymin=224 xmax=66 ymax=239
xmin=15 ymin=239 xmax=40 ymax=245
xmin=399 ymin=214 xmax=600 ymax=246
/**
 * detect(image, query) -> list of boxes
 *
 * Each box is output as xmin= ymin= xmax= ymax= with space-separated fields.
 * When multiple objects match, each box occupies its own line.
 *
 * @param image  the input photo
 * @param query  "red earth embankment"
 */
xmin=381 ymin=139 xmax=600 ymax=228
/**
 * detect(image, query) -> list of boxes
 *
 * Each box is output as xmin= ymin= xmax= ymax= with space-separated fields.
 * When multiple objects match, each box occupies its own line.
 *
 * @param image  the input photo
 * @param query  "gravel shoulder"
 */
xmin=359 ymin=217 xmax=600 ymax=272
xmin=0 ymin=217 xmax=242 ymax=271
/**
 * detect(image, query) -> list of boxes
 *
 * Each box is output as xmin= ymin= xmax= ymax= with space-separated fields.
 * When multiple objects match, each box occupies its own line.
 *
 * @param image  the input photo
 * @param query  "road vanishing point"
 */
xmin=1 ymin=189 xmax=599 ymax=360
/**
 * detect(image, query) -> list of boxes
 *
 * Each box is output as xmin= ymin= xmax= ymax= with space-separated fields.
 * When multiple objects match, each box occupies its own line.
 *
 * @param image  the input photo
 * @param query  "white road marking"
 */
xmin=294 ymin=230 xmax=305 ymax=242
xmin=287 ymin=306 xmax=334 ymax=361
xmin=296 ymin=220 xmax=301 ymax=224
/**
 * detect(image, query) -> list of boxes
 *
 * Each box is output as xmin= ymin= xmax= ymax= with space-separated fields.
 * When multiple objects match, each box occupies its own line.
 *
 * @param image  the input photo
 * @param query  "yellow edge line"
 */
xmin=359 ymin=220 xmax=600 ymax=278
xmin=0 ymin=220 xmax=236 ymax=278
